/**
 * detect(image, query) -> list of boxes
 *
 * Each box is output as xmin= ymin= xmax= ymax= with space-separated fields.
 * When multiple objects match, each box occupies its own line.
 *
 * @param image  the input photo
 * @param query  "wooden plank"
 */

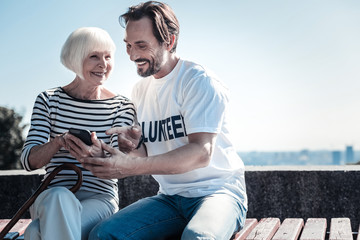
xmin=0 ymin=219 xmax=10 ymax=230
xmin=299 ymin=218 xmax=327 ymax=240
xmin=233 ymin=219 xmax=258 ymax=240
xmin=0 ymin=219 xmax=31 ymax=240
xmin=245 ymin=218 xmax=281 ymax=240
xmin=329 ymin=218 xmax=352 ymax=240
xmin=272 ymin=218 xmax=304 ymax=240
xmin=9 ymin=219 xmax=31 ymax=236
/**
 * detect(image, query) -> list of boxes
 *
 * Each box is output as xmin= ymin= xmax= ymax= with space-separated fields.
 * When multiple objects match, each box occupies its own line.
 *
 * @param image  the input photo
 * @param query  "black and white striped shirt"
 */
xmin=21 ymin=87 xmax=135 ymax=200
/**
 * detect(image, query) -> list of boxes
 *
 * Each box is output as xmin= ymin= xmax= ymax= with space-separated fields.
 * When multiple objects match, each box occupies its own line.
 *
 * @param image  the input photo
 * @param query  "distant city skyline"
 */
xmin=239 ymin=145 xmax=360 ymax=166
xmin=1 ymin=0 xmax=360 ymax=151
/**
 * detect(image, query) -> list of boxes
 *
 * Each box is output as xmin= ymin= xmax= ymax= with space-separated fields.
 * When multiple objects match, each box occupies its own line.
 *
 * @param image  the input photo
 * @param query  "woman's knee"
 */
xmin=35 ymin=187 xmax=82 ymax=213
xmin=24 ymin=219 xmax=40 ymax=240
xmin=43 ymin=186 xmax=72 ymax=197
xmin=181 ymin=227 xmax=216 ymax=240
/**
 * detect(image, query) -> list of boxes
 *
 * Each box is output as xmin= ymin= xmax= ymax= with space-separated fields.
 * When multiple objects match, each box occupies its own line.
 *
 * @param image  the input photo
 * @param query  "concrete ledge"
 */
xmin=1 ymin=166 xmax=359 ymax=230
xmin=244 ymin=165 xmax=360 ymax=230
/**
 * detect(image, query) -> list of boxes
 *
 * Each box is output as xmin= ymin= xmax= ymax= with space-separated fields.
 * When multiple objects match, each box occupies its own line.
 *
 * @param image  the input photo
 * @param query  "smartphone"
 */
xmin=69 ymin=128 xmax=92 ymax=146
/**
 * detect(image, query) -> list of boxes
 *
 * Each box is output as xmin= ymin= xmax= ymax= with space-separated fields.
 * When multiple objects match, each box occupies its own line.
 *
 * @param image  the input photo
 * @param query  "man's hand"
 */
xmin=79 ymin=141 xmax=134 ymax=179
xmin=80 ymin=132 xmax=217 ymax=179
xmin=64 ymin=132 xmax=104 ymax=160
xmin=106 ymin=125 xmax=142 ymax=153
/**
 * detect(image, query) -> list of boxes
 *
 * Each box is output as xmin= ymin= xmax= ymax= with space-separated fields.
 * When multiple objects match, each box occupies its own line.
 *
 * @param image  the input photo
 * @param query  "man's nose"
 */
xmin=129 ymin=48 xmax=139 ymax=62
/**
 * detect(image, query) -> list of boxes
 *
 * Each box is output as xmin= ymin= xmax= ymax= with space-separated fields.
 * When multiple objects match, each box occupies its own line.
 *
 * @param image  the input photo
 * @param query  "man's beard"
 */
xmin=136 ymin=51 xmax=163 ymax=77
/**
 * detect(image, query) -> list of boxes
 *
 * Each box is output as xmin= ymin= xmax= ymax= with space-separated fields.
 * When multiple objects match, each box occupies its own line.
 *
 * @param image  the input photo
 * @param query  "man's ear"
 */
xmin=166 ymin=35 xmax=176 ymax=51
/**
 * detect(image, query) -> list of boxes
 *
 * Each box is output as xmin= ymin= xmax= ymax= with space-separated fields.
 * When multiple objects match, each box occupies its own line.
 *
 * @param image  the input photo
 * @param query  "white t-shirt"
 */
xmin=132 ymin=59 xmax=247 ymax=206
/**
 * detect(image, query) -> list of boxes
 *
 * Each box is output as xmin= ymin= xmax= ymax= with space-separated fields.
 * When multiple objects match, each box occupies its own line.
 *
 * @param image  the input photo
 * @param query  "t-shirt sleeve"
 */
xmin=21 ymin=92 xmax=51 ymax=171
xmin=181 ymin=73 xmax=229 ymax=135
xmin=109 ymin=97 xmax=137 ymax=149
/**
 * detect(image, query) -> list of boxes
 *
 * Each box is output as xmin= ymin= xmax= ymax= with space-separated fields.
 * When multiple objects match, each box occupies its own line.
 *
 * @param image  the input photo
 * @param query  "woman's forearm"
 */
xmin=28 ymin=136 xmax=64 ymax=170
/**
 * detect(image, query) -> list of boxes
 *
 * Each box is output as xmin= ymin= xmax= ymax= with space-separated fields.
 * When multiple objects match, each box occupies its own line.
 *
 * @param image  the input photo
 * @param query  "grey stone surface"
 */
xmin=245 ymin=169 xmax=360 ymax=230
xmin=0 ymin=173 xmax=43 ymax=218
xmin=117 ymin=175 xmax=159 ymax=208
xmin=1 ymin=166 xmax=359 ymax=230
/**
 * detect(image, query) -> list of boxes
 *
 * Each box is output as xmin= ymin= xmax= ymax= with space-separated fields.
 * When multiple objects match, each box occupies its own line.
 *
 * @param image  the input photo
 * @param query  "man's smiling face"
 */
xmin=124 ymin=17 xmax=168 ymax=78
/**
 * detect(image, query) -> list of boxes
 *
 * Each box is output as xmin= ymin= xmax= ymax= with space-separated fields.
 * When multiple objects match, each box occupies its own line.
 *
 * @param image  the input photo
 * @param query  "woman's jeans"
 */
xmin=89 ymin=192 xmax=247 ymax=240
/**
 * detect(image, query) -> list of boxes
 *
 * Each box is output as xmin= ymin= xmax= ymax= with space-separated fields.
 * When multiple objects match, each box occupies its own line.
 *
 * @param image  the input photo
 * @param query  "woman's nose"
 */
xmin=98 ymin=58 xmax=106 ymax=68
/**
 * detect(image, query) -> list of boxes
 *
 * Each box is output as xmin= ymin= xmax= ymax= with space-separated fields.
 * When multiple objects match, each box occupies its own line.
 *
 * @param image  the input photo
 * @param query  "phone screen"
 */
xmin=69 ymin=128 xmax=92 ymax=146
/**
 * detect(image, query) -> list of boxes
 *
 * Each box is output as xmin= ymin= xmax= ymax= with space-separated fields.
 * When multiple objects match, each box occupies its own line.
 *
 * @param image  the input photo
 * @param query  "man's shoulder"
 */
xmin=178 ymin=59 xmax=222 ymax=87
xmin=178 ymin=59 xmax=228 ymax=95
xmin=180 ymin=59 xmax=206 ymax=73
xmin=179 ymin=59 xmax=219 ymax=79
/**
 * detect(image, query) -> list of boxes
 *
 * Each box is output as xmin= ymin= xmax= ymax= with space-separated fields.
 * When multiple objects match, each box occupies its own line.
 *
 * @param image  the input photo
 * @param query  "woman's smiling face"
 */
xmin=82 ymin=50 xmax=113 ymax=84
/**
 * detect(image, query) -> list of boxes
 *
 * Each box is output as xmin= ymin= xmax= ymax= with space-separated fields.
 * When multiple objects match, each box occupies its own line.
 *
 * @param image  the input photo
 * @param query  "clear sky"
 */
xmin=1 ymin=0 xmax=360 ymax=152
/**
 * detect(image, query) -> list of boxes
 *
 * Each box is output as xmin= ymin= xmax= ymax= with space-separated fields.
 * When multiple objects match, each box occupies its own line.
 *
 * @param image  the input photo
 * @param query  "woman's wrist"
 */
xmin=53 ymin=133 xmax=65 ymax=150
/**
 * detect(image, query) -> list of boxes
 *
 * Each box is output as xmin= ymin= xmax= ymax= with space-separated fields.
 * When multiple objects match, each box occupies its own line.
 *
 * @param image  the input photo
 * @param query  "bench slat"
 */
xmin=0 ymin=220 xmax=9 ymax=230
xmin=0 ymin=219 xmax=31 ymax=240
xmin=272 ymin=218 xmax=304 ymax=240
xmin=329 ymin=218 xmax=352 ymax=240
xmin=299 ymin=218 xmax=327 ymax=240
xmin=233 ymin=218 xmax=258 ymax=240
xmin=245 ymin=218 xmax=280 ymax=240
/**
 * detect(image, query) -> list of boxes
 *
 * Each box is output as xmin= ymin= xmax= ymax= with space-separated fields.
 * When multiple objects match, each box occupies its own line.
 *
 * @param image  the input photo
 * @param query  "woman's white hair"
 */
xmin=60 ymin=27 xmax=116 ymax=80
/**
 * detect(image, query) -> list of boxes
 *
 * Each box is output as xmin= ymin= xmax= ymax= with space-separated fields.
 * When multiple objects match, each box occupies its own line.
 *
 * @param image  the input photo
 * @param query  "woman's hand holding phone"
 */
xmin=65 ymin=128 xmax=104 ymax=160
xmin=69 ymin=128 xmax=92 ymax=146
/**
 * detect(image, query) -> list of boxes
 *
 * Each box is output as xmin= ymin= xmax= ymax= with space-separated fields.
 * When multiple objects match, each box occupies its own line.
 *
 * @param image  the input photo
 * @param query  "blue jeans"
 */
xmin=89 ymin=193 xmax=246 ymax=240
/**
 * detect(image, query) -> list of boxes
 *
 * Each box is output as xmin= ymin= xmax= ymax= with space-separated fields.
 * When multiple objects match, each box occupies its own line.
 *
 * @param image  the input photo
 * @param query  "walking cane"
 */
xmin=0 ymin=163 xmax=83 ymax=239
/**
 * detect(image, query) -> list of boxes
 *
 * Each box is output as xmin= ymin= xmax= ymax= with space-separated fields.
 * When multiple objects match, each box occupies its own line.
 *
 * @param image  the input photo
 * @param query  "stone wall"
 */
xmin=1 ymin=166 xmax=360 ymax=230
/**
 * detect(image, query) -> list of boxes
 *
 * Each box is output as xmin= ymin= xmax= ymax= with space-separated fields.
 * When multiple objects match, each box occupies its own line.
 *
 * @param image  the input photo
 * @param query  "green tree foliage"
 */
xmin=0 ymin=106 xmax=27 ymax=170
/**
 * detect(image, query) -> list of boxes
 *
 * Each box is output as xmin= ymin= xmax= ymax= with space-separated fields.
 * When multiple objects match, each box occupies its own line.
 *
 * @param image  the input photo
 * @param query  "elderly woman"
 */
xmin=20 ymin=27 xmax=136 ymax=240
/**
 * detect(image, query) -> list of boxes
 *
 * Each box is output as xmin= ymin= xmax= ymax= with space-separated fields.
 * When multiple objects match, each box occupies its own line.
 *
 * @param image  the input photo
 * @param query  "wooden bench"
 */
xmin=0 ymin=218 xmax=358 ymax=240
xmin=234 ymin=217 xmax=356 ymax=240
xmin=0 ymin=219 xmax=31 ymax=240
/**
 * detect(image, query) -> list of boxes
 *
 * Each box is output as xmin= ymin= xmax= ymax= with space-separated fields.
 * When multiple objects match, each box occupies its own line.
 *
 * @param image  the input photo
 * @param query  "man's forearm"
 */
xmin=130 ymin=133 xmax=216 ymax=175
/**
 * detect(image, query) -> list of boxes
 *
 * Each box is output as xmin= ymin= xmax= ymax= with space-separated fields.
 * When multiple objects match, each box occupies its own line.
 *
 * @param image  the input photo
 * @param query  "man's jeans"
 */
xmin=89 ymin=193 xmax=247 ymax=240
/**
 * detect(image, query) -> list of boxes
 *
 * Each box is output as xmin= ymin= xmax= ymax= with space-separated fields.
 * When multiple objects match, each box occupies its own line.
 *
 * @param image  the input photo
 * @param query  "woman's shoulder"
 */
xmin=35 ymin=86 xmax=64 ymax=101
xmin=38 ymin=86 xmax=64 ymax=97
xmin=110 ymin=93 xmax=131 ymax=102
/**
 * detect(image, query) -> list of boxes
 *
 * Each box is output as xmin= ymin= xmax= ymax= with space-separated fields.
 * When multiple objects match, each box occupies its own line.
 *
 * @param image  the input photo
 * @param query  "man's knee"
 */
xmin=88 ymin=222 xmax=118 ymax=240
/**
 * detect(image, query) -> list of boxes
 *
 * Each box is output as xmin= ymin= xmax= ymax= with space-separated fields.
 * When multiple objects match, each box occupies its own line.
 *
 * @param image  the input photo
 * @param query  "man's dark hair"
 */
xmin=119 ymin=1 xmax=180 ymax=53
